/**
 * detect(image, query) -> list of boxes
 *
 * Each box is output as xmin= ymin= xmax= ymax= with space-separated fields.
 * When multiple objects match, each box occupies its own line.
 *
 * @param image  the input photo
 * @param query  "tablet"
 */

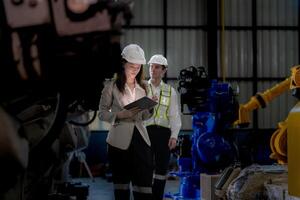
xmin=124 ymin=96 xmax=157 ymax=110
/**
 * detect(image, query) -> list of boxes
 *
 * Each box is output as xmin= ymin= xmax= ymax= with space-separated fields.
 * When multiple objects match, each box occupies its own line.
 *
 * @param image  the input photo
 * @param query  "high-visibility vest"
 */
xmin=145 ymin=82 xmax=171 ymax=128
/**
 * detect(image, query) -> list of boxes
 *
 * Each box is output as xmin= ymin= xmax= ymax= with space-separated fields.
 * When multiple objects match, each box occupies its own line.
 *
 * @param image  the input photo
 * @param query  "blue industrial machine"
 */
xmin=167 ymin=66 xmax=238 ymax=199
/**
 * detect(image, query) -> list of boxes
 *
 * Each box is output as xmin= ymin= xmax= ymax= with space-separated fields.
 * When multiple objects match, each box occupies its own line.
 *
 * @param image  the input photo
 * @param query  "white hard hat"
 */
xmin=121 ymin=44 xmax=146 ymax=65
xmin=148 ymin=54 xmax=168 ymax=66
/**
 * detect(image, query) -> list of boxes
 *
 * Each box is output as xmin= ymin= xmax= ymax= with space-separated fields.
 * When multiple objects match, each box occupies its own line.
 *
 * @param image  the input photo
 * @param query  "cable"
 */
xmin=30 ymin=93 xmax=68 ymax=157
xmin=69 ymin=110 xmax=97 ymax=126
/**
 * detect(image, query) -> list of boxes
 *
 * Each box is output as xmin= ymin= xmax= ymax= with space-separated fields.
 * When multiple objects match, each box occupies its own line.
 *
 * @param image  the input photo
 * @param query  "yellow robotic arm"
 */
xmin=234 ymin=77 xmax=291 ymax=127
xmin=234 ymin=65 xmax=300 ymax=127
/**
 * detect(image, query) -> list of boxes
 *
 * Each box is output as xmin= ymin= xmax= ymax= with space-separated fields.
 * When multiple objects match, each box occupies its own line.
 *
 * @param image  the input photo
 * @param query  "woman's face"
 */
xmin=124 ymin=62 xmax=141 ymax=80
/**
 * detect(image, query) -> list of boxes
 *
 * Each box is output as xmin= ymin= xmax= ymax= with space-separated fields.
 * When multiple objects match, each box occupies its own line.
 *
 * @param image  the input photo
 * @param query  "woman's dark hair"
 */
xmin=114 ymin=59 xmax=147 ymax=94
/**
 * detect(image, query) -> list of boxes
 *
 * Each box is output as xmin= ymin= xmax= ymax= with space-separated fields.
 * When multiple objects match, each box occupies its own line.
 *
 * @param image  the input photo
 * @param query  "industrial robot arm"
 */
xmin=234 ymin=65 xmax=300 ymax=127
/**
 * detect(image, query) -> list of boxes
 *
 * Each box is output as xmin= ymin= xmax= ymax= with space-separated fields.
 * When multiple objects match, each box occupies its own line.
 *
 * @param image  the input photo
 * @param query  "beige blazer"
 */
xmin=98 ymin=81 xmax=153 ymax=150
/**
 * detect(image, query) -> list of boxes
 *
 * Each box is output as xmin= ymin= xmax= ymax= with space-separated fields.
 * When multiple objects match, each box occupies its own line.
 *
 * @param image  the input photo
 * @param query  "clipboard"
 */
xmin=124 ymin=96 xmax=157 ymax=110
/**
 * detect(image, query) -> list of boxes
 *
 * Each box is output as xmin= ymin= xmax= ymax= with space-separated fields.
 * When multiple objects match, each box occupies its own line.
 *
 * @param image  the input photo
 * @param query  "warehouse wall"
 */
xmin=92 ymin=0 xmax=300 ymax=131
xmin=218 ymin=0 xmax=299 ymax=128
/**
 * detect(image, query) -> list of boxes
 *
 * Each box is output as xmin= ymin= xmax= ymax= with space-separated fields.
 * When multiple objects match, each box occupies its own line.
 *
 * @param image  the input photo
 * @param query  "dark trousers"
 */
xmin=147 ymin=125 xmax=171 ymax=200
xmin=108 ymin=127 xmax=153 ymax=200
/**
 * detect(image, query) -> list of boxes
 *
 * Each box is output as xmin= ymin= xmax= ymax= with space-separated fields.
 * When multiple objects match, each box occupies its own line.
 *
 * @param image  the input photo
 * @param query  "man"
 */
xmin=145 ymin=54 xmax=182 ymax=200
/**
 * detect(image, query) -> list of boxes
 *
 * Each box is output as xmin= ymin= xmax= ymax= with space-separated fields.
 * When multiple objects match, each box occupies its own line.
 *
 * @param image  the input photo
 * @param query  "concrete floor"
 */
xmin=73 ymin=177 xmax=180 ymax=200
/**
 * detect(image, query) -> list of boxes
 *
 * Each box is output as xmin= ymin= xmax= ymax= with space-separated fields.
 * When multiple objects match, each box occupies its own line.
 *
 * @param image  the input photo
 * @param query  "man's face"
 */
xmin=149 ymin=64 xmax=166 ymax=79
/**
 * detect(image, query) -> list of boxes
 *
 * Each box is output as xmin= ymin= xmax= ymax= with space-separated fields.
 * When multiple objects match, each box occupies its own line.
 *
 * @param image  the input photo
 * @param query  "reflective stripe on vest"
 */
xmin=145 ymin=83 xmax=171 ymax=128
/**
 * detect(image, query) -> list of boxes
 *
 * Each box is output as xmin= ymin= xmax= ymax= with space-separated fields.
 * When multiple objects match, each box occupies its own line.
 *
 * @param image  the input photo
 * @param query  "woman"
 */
xmin=99 ymin=44 xmax=153 ymax=200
